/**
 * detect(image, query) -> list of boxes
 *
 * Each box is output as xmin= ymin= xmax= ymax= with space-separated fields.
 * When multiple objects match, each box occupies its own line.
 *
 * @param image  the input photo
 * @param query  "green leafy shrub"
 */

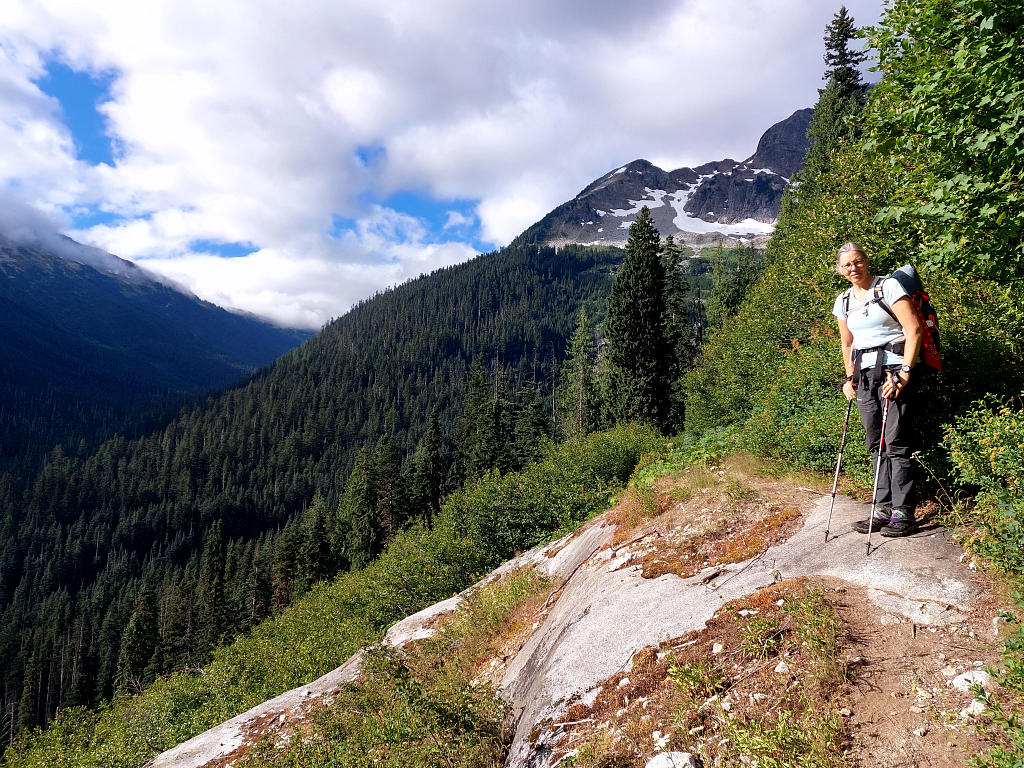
xmin=945 ymin=395 xmax=1024 ymax=768
xmin=237 ymin=569 xmax=548 ymax=768
xmin=742 ymin=334 xmax=868 ymax=484
xmin=450 ymin=424 xmax=660 ymax=563
xmin=945 ymin=393 xmax=1024 ymax=575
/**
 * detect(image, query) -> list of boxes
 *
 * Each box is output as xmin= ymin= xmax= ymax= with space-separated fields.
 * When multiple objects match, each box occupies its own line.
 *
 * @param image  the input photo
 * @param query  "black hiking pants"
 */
xmin=856 ymin=365 xmax=920 ymax=518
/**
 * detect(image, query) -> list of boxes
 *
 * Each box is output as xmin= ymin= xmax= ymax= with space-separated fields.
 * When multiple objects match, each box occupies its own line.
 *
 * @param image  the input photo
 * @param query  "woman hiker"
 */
xmin=833 ymin=242 xmax=923 ymax=537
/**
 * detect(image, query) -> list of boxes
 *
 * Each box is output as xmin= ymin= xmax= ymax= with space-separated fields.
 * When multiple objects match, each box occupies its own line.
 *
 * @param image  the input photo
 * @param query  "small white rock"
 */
xmin=712 ymin=643 xmax=724 ymax=655
xmin=652 ymin=730 xmax=670 ymax=749
xmin=776 ymin=599 xmax=785 ymax=606
xmin=750 ymin=693 xmax=770 ymax=702
xmin=909 ymin=706 xmax=924 ymax=714
xmin=618 ymin=677 xmax=631 ymax=688
xmin=960 ymin=699 xmax=987 ymax=718
xmin=913 ymin=727 xmax=928 ymax=737
xmin=950 ymin=670 xmax=993 ymax=693
xmin=738 ymin=609 xmax=759 ymax=617
xmin=838 ymin=708 xmax=852 ymax=717
xmin=774 ymin=660 xmax=791 ymax=675
xmin=645 ymin=752 xmax=702 ymax=768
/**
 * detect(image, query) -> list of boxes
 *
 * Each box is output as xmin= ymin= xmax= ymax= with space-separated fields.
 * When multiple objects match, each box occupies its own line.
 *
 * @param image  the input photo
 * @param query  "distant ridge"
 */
xmin=0 ymin=232 xmax=310 ymax=474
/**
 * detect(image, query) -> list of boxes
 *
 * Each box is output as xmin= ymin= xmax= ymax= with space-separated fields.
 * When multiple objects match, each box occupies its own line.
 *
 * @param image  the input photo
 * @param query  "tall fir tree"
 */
xmin=114 ymin=591 xmax=158 ymax=694
xmin=559 ymin=308 xmax=600 ymax=439
xmin=603 ymin=207 xmax=670 ymax=429
xmin=300 ymin=493 xmax=333 ymax=588
xmin=410 ymin=410 xmax=444 ymax=523
xmin=822 ymin=6 xmax=866 ymax=96
xmin=195 ymin=520 xmax=227 ymax=657
xmin=372 ymin=435 xmax=405 ymax=536
xmin=17 ymin=640 xmax=41 ymax=733
xmin=660 ymin=236 xmax=693 ymax=429
xmin=459 ymin=355 xmax=512 ymax=477
xmin=512 ymin=376 xmax=549 ymax=467
xmin=336 ymin=448 xmax=380 ymax=571
xmin=458 ymin=355 xmax=490 ymax=479
xmin=795 ymin=6 xmax=868 ymax=195
xmin=272 ymin=520 xmax=300 ymax=610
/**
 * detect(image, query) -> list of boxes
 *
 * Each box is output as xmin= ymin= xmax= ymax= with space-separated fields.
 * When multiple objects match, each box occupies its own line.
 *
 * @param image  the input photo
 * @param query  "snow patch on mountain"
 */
xmin=609 ymin=188 xmax=670 ymax=220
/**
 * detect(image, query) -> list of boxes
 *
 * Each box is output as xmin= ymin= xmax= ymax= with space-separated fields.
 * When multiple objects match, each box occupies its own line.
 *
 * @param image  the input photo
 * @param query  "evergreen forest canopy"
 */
xmin=5 ymin=1 xmax=1024 ymax=766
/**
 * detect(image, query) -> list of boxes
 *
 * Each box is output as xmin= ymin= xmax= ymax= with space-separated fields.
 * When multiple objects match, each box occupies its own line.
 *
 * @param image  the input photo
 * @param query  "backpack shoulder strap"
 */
xmin=841 ymin=287 xmax=852 ymax=316
xmin=874 ymin=277 xmax=899 ymax=323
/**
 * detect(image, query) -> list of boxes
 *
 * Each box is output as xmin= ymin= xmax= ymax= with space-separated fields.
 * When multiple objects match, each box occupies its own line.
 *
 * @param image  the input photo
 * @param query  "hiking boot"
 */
xmin=852 ymin=511 xmax=890 ymax=534
xmin=880 ymin=511 xmax=914 ymax=537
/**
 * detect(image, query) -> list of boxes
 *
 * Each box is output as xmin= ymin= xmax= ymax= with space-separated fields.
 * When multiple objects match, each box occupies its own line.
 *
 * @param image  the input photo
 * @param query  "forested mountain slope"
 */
xmin=0 ymin=242 xmax=622 ymax=735
xmin=0 ymin=235 xmax=310 ymax=478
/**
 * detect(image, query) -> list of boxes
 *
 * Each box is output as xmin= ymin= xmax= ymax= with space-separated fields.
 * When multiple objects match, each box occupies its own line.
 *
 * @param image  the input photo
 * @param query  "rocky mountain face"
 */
xmin=516 ymin=108 xmax=812 ymax=251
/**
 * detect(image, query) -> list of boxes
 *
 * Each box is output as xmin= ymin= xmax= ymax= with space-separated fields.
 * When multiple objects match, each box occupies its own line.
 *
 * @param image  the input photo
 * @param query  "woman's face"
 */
xmin=837 ymin=250 xmax=869 ymax=284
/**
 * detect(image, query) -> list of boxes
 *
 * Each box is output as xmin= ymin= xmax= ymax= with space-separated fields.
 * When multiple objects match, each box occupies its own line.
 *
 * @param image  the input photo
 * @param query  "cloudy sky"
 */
xmin=1 ymin=0 xmax=882 ymax=329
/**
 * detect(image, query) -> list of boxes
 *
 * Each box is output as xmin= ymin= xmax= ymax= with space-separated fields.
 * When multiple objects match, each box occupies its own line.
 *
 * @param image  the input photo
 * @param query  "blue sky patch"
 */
xmin=190 ymin=239 xmax=256 ymax=259
xmin=381 ymin=191 xmax=493 ymax=251
xmin=69 ymin=207 xmax=121 ymax=229
xmin=355 ymin=144 xmax=386 ymax=167
xmin=37 ymin=59 xmax=117 ymax=166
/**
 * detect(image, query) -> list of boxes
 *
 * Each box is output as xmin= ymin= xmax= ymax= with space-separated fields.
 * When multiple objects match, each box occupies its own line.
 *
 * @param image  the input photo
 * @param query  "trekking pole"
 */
xmin=824 ymin=398 xmax=854 ymax=542
xmin=866 ymin=394 xmax=891 ymax=556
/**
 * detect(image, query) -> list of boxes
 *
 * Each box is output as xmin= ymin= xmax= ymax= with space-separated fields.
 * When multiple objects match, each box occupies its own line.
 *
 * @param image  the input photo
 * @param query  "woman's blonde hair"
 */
xmin=836 ymin=241 xmax=867 ymax=271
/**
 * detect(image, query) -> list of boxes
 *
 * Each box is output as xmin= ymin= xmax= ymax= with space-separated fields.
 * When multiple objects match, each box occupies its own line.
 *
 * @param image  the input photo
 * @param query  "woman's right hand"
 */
xmin=842 ymin=379 xmax=856 ymax=401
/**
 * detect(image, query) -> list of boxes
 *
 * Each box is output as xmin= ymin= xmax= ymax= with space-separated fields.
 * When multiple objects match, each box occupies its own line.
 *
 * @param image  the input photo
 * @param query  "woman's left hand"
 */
xmin=883 ymin=370 xmax=909 ymax=399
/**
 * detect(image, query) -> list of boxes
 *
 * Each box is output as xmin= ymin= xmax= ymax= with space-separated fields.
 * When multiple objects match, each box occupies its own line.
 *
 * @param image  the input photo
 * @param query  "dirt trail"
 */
xmin=500 ymin=467 xmax=1006 ymax=767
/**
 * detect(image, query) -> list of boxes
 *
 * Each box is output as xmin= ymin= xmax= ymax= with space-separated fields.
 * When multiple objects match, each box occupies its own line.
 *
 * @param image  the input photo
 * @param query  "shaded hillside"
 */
xmin=0 ymin=235 xmax=310 ymax=477
xmin=0 ymin=242 xmax=622 ymax=733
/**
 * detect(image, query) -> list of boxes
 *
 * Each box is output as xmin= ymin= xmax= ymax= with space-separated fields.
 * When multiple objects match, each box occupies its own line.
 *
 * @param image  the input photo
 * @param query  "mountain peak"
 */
xmin=516 ymin=109 xmax=812 ymax=251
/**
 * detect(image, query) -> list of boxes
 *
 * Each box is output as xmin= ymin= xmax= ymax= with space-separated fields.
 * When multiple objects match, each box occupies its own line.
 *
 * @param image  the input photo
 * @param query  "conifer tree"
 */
xmin=95 ymin=604 xmax=123 ymax=701
xmin=512 ymin=377 xmax=549 ymax=467
xmin=17 ymin=642 xmax=40 ymax=732
xmin=272 ymin=520 xmax=299 ymax=610
xmin=372 ymin=435 xmax=405 ymax=535
xmin=822 ymin=6 xmax=866 ymax=97
xmin=196 ymin=520 xmax=226 ymax=656
xmin=559 ymin=308 xmax=599 ymax=439
xmin=114 ymin=592 xmax=157 ymax=694
xmin=410 ymin=410 xmax=444 ymax=522
xmin=603 ymin=207 xmax=670 ymax=429
xmin=458 ymin=356 xmax=490 ymax=479
xmin=300 ymin=493 xmax=332 ymax=586
xmin=460 ymin=355 xmax=512 ymax=477
xmin=336 ymin=448 xmax=380 ymax=571
xmin=660 ymin=236 xmax=693 ymax=428
xmin=796 ymin=7 xmax=868 ymax=192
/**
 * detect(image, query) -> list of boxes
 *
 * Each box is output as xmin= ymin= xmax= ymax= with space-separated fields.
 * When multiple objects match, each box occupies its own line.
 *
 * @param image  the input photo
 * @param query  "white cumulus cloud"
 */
xmin=0 ymin=0 xmax=883 ymax=327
